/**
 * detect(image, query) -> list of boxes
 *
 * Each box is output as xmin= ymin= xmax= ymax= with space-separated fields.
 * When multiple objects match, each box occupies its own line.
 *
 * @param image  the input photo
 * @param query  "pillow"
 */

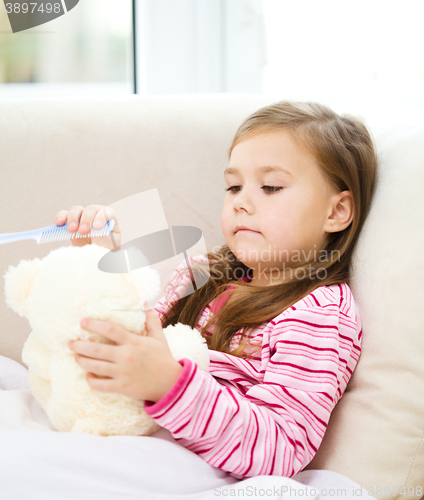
xmin=303 ymin=105 xmax=424 ymax=500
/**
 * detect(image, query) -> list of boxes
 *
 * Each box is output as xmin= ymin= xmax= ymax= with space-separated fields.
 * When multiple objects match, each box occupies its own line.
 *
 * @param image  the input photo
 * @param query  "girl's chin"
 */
xmin=232 ymin=251 xmax=260 ymax=267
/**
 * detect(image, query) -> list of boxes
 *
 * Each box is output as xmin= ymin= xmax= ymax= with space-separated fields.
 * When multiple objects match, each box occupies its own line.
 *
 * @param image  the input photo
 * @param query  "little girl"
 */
xmin=57 ymin=100 xmax=378 ymax=480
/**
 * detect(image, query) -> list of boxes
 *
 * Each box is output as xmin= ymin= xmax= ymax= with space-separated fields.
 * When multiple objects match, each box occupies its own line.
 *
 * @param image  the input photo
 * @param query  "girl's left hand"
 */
xmin=68 ymin=302 xmax=183 ymax=403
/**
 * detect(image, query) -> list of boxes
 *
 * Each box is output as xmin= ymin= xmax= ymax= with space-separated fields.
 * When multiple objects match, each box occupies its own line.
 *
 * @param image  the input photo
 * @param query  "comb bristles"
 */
xmin=40 ymin=222 xmax=111 ymax=243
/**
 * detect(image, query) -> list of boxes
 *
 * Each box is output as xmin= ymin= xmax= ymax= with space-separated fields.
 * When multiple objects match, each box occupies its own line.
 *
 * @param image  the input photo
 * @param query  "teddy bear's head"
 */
xmin=3 ymin=244 xmax=166 ymax=435
xmin=4 ymin=244 xmax=160 ymax=349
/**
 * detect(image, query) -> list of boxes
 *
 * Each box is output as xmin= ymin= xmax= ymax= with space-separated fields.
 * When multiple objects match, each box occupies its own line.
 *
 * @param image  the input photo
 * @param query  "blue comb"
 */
xmin=0 ymin=219 xmax=116 ymax=245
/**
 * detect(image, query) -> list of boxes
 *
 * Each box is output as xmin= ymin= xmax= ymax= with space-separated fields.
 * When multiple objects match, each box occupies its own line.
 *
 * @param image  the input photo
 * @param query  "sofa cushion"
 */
xmin=302 ymin=104 xmax=424 ymax=499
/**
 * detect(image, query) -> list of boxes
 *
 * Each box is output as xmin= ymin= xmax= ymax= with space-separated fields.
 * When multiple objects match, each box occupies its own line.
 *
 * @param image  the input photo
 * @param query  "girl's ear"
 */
xmin=325 ymin=190 xmax=354 ymax=233
xmin=4 ymin=258 xmax=42 ymax=319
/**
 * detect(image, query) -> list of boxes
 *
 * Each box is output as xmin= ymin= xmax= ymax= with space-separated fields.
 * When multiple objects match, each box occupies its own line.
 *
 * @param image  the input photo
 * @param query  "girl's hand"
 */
xmin=55 ymin=205 xmax=121 ymax=250
xmin=68 ymin=302 xmax=183 ymax=403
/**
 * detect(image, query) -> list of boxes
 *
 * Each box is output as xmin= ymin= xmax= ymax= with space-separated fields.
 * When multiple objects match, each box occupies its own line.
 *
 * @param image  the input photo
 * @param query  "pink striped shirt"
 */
xmin=144 ymin=256 xmax=362 ymax=479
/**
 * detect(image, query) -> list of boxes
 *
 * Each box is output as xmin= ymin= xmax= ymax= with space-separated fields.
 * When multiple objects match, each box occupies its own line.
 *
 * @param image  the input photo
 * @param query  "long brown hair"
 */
xmin=161 ymin=101 xmax=378 ymax=358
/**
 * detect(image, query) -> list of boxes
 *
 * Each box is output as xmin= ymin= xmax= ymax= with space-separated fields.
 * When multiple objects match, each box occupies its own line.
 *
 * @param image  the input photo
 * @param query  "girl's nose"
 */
xmin=233 ymin=189 xmax=254 ymax=213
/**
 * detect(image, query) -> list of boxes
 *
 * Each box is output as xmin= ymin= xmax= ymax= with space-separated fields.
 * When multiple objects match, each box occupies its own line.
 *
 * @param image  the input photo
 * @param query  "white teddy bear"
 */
xmin=3 ymin=244 xmax=209 ymax=436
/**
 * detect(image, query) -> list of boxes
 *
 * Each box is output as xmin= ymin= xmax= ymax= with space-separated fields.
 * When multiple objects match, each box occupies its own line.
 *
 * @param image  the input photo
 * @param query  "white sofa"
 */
xmin=1 ymin=94 xmax=424 ymax=500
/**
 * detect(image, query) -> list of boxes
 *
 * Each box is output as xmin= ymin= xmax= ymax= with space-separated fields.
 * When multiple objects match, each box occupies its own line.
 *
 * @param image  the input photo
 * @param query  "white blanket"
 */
xmin=0 ymin=355 xmax=375 ymax=500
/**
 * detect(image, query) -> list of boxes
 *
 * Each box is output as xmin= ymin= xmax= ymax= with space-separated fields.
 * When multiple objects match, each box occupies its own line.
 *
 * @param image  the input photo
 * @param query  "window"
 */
xmin=2 ymin=0 xmax=422 ymax=109
xmin=0 ymin=0 xmax=133 ymax=98
xmin=133 ymin=0 xmax=424 ymax=109
xmin=133 ymin=0 xmax=266 ymax=94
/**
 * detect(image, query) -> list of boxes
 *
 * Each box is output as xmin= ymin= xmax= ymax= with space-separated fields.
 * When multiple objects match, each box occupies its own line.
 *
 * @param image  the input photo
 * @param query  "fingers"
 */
xmin=55 ymin=205 xmax=82 ymax=233
xmin=143 ymin=302 xmax=166 ymax=340
xmin=143 ymin=302 xmax=162 ymax=324
xmin=80 ymin=318 xmax=129 ymax=345
xmin=55 ymin=205 xmax=104 ymax=234
xmin=91 ymin=207 xmax=108 ymax=230
xmin=103 ymin=207 xmax=120 ymax=234
xmin=55 ymin=210 xmax=69 ymax=226
xmin=69 ymin=338 xmax=117 ymax=361
xmin=103 ymin=207 xmax=121 ymax=247
xmin=91 ymin=206 xmax=121 ymax=247
xmin=55 ymin=206 xmax=87 ymax=247
xmin=74 ymin=205 xmax=104 ymax=235
xmin=143 ymin=300 xmax=152 ymax=311
xmin=55 ymin=205 xmax=121 ymax=248
xmin=143 ymin=301 xmax=160 ymax=322
xmin=74 ymin=353 xmax=117 ymax=378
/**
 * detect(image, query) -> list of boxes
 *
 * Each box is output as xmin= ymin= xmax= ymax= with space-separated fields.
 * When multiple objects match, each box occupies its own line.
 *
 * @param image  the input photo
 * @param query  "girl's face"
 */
xmin=221 ymin=130 xmax=353 ymax=286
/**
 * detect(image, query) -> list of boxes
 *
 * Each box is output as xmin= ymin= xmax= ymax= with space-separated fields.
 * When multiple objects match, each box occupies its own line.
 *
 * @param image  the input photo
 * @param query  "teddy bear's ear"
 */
xmin=3 ymin=257 xmax=42 ymax=319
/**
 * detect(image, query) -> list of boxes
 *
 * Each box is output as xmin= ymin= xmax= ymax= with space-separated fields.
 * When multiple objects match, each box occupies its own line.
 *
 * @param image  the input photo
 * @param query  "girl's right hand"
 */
xmin=55 ymin=205 xmax=122 ymax=250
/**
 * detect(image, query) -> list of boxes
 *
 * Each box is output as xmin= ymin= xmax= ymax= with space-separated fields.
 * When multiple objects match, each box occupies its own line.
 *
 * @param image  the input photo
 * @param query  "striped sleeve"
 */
xmin=144 ymin=303 xmax=361 ymax=479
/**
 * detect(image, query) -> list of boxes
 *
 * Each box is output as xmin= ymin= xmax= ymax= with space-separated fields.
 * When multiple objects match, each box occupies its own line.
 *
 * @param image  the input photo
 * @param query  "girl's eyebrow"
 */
xmin=224 ymin=165 xmax=294 ymax=178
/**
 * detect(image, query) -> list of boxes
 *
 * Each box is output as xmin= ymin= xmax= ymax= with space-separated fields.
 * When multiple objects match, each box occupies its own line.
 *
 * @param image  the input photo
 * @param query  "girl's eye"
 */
xmin=262 ymin=186 xmax=282 ymax=194
xmin=225 ymin=186 xmax=282 ymax=194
